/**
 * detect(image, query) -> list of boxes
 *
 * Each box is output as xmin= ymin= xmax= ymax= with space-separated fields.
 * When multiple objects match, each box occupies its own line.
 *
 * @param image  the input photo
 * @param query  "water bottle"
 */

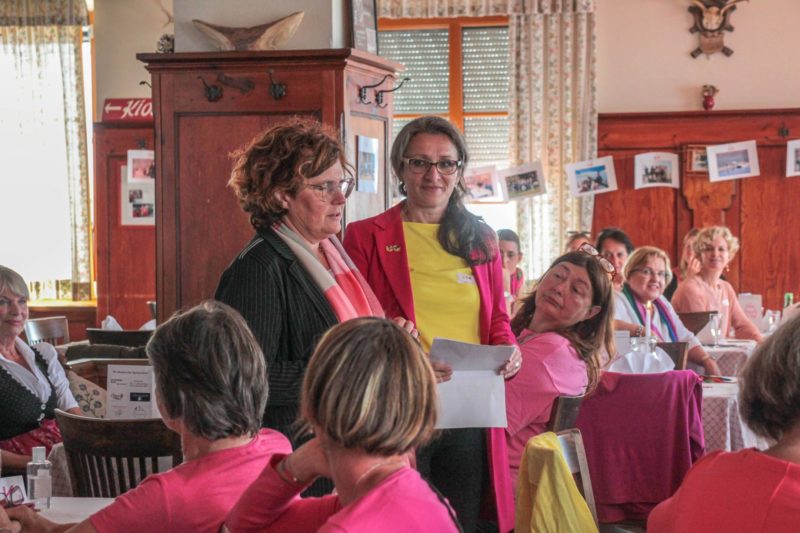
xmin=27 ymin=446 xmax=52 ymax=510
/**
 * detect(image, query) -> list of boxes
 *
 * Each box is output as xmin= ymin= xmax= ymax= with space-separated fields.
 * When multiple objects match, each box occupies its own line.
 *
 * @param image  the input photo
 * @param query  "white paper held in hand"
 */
xmin=429 ymin=338 xmax=514 ymax=429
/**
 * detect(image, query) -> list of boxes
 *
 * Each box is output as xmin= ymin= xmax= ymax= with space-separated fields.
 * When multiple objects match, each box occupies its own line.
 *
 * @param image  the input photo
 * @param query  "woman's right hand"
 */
xmin=284 ymin=438 xmax=331 ymax=484
xmin=429 ymin=359 xmax=453 ymax=383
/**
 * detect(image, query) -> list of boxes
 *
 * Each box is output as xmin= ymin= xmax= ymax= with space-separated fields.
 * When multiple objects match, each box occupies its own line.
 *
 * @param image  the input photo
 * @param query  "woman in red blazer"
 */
xmin=343 ymin=116 xmax=519 ymax=533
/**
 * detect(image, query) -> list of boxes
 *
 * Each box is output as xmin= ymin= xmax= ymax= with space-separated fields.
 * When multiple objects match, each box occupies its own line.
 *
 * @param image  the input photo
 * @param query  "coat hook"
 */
xmin=376 ymin=77 xmax=410 ymax=108
xmin=137 ymin=138 xmax=147 ymax=149
xmin=139 ymin=80 xmax=152 ymax=88
xmin=779 ymin=126 xmax=790 ymax=138
xmin=197 ymin=76 xmax=222 ymax=102
xmin=358 ymin=74 xmax=391 ymax=105
xmin=268 ymin=70 xmax=286 ymax=100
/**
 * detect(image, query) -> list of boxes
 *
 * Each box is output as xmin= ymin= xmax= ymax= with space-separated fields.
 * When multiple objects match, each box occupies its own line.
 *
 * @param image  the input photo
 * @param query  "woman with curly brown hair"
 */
xmin=215 ymin=119 xmax=388 ymax=469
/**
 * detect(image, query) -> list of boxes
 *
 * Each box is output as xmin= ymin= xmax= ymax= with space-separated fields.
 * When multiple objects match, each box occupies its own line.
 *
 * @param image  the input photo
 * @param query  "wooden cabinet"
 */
xmin=93 ymin=123 xmax=156 ymax=329
xmin=594 ymin=109 xmax=800 ymax=310
xmin=138 ymin=50 xmax=400 ymax=321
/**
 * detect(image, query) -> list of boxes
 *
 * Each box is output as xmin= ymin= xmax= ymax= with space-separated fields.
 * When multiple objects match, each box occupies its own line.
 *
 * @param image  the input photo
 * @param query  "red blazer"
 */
xmin=343 ymin=202 xmax=515 ymax=532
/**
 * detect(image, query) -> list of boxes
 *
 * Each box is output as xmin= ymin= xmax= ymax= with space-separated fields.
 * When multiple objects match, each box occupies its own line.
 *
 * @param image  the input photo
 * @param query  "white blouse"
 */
xmin=614 ymin=292 xmax=702 ymax=351
xmin=0 ymin=338 xmax=78 ymax=411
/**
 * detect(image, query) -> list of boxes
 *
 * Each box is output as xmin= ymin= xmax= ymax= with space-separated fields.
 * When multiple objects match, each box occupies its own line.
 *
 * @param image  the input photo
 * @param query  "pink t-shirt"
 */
xmin=227 ymin=455 xmax=460 ymax=532
xmin=90 ymin=429 xmax=291 ymax=533
xmin=648 ymin=449 xmax=800 ymax=532
xmin=504 ymin=330 xmax=587 ymax=487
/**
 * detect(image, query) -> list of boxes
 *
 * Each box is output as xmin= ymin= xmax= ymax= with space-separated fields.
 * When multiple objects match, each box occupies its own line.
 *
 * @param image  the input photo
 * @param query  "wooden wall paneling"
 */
xmin=598 ymin=109 xmax=800 ymax=310
xmin=93 ymin=123 xmax=156 ymax=329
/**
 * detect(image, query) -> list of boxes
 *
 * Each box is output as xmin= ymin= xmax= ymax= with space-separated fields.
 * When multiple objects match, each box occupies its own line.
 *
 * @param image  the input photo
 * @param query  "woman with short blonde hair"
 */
xmin=615 ymin=247 xmax=720 ymax=375
xmin=672 ymin=226 xmax=761 ymax=342
xmin=227 ymin=317 xmax=459 ymax=532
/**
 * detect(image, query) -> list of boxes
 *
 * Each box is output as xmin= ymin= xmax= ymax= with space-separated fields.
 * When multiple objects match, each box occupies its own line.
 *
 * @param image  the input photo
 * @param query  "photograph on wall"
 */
xmin=684 ymin=145 xmax=709 ymax=174
xmin=356 ymin=135 xmax=379 ymax=193
xmin=786 ymin=139 xmax=800 ymax=177
xmin=351 ymin=0 xmax=378 ymax=54
xmin=464 ymin=165 xmax=505 ymax=203
xmin=499 ymin=162 xmax=546 ymax=200
xmin=566 ymin=156 xmax=618 ymax=198
xmin=126 ymin=149 xmax=155 ymax=183
xmin=634 ymin=152 xmax=679 ymax=189
xmin=121 ymin=165 xmax=155 ymax=226
xmin=707 ymin=140 xmax=760 ymax=182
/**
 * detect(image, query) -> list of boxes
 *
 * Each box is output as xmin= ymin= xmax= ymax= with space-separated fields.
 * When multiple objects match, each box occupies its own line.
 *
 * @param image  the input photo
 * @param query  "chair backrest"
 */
xmin=55 ymin=408 xmax=182 ymax=497
xmin=546 ymin=395 xmax=584 ymax=432
xmin=557 ymin=429 xmax=598 ymax=525
xmin=24 ymin=316 xmax=70 ymax=345
xmin=86 ymin=328 xmax=153 ymax=347
xmin=656 ymin=341 xmax=689 ymax=370
xmin=677 ymin=311 xmax=718 ymax=335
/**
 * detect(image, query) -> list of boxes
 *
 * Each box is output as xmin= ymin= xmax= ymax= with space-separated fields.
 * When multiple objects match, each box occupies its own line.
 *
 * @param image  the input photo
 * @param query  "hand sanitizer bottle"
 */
xmin=27 ymin=446 xmax=52 ymax=510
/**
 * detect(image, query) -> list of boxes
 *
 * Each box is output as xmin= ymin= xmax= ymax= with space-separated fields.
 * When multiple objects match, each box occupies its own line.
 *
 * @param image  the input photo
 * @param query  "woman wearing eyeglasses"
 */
xmin=614 ymin=247 xmax=721 ymax=376
xmin=504 ymin=250 xmax=614 ymax=487
xmin=343 ymin=116 xmax=520 ymax=533
xmin=215 ymin=120 xmax=388 ymax=494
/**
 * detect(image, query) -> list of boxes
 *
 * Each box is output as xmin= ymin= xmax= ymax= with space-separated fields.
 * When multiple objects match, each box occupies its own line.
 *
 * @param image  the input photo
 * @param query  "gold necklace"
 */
xmin=352 ymin=459 xmax=405 ymax=500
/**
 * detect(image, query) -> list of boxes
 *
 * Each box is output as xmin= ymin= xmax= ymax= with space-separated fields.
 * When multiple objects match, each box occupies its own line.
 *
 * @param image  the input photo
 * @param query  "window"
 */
xmin=0 ymin=20 xmax=93 ymax=302
xmin=378 ymin=17 xmax=516 ymax=234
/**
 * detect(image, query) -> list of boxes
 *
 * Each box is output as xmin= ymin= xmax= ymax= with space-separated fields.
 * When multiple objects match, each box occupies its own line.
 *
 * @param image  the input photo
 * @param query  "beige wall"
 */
xmin=597 ymin=0 xmax=800 ymax=113
xmin=94 ymin=0 xmax=173 ymax=117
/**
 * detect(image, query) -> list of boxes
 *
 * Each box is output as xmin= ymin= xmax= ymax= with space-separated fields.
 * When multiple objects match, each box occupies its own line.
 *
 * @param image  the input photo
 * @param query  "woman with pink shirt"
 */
xmin=7 ymin=301 xmax=291 ymax=533
xmin=226 ymin=317 xmax=460 ymax=532
xmin=505 ymin=248 xmax=615 ymax=487
xmin=672 ymin=226 xmax=762 ymax=342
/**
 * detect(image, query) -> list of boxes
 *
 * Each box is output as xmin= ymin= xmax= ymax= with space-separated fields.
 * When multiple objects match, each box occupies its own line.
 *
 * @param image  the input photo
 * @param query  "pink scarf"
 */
xmin=273 ymin=223 xmax=384 ymax=321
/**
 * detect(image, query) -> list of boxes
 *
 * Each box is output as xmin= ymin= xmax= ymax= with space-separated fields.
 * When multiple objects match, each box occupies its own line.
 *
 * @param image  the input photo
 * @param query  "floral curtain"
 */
xmin=510 ymin=1 xmax=597 ymax=279
xmin=379 ymin=0 xmax=597 ymax=281
xmin=0 ymin=0 xmax=91 ymax=300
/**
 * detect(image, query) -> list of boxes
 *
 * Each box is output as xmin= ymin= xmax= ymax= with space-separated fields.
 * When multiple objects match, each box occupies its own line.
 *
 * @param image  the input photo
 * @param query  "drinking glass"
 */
xmin=709 ymin=314 xmax=722 ymax=347
xmin=766 ymin=310 xmax=781 ymax=333
xmin=630 ymin=336 xmax=640 ymax=353
xmin=647 ymin=336 xmax=658 ymax=355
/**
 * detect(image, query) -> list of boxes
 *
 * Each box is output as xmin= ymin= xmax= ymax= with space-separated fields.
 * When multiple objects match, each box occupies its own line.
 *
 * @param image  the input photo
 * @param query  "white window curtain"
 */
xmin=378 ymin=0 xmax=597 ymax=281
xmin=0 ymin=0 xmax=91 ymax=301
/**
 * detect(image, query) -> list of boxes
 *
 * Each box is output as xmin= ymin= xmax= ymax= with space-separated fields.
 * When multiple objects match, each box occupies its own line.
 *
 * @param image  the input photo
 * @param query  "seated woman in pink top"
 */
xmin=6 ymin=301 xmax=291 ymax=533
xmin=672 ymin=226 xmax=762 ymax=342
xmin=505 ymin=247 xmax=615 ymax=487
xmin=649 ymin=312 xmax=800 ymax=532
xmin=226 ymin=317 xmax=460 ymax=533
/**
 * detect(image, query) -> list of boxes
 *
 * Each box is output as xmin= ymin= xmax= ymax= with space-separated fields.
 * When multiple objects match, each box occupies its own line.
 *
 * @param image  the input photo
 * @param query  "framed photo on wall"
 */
xmin=351 ymin=0 xmax=378 ymax=54
xmin=684 ymin=145 xmax=709 ymax=175
xmin=706 ymin=140 xmax=760 ymax=182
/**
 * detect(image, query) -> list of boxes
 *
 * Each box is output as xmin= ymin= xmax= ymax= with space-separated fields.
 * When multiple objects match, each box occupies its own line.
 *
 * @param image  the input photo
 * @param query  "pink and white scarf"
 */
xmin=273 ymin=223 xmax=384 ymax=321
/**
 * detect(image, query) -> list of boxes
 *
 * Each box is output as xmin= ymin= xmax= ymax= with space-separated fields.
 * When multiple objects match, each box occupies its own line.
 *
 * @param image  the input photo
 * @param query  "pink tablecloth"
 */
xmin=702 ymin=382 xmax=769 ymax=452
xmin=688 ymin=340 xmax=755 ymax=377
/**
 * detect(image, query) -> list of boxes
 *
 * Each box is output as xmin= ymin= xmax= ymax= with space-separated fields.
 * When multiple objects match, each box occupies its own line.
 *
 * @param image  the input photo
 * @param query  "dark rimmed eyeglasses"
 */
xmin=0 ymin=485 xmax=23 ymax=508
xmin=306 ymin=178 xmax=355 ymax=200
xmin=402 ymin=157 xmax=463 ymax=176
xmin=578 ymin=242 xmax=617 ymax=279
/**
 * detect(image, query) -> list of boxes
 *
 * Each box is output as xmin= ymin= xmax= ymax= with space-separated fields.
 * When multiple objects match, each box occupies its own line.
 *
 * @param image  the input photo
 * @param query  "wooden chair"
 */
xmin=86 ymin=328 xmax=152 ymax=347
xmin=24 ymin=316 xmax=69 ymax=345
xmin=557 ymin=429 xmax=598 ymax=525
xmin=677 ymin=311 xmax=718 ymax=335
xmin=546 ymin=395 xmax=585 ymax=432
xmin=55 ymin=409 xmax=182 ymax=497
xmin=656 ymin=341 xmax=689 ymax=370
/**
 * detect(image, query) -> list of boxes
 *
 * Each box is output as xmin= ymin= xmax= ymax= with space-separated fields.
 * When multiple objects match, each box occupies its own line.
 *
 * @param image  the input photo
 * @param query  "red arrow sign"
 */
xmin=102 ymin=98 xmax=153 ymax=122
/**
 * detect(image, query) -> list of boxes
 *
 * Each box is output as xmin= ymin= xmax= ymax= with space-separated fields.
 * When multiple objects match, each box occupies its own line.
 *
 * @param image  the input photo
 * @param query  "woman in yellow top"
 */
xmin=344 ymin=116 xmax=520 ymax=533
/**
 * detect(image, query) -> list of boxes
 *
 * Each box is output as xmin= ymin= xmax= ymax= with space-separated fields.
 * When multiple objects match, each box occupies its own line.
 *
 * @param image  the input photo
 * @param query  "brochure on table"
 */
xmin=106 ymin=365 xmax=160 ymax=419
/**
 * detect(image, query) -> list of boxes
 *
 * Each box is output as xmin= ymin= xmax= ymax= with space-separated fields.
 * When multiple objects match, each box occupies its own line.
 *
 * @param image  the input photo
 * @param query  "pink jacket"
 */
xmin=342 ymin=202 xmax=515 ymax=532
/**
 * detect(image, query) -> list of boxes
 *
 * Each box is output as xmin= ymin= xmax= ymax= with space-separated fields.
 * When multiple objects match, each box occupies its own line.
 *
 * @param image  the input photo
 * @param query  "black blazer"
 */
xmin=215 ymin=228 xmax=338 ymax=430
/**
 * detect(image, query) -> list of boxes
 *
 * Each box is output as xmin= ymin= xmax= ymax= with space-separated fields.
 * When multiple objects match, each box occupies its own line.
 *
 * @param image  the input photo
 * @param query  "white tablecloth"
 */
xmin=688 ymin=339 xmax=756 ymax=377
xmin=702 ymin=382 xmax=769 ymax=452
xmin=39 ymin=497 xmax=114 ymax=523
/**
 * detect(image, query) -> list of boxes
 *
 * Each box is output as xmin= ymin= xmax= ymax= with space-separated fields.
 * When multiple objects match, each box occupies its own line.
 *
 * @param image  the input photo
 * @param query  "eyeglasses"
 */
xmin=306 ymin=178 xmax=355 ymax=200
xmin=578 ymin=242 xmax=617 ymax=279
xmin=631 ymin=267 xmax=667 ymax=280
xmin=1 ymin=485 xmax=23 ymax=508
xmin=402 ymin=157 xmax=462 ymax=176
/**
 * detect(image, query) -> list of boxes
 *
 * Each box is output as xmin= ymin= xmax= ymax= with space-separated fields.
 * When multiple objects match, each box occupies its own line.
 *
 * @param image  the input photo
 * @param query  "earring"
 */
xmin=398 ymin=181 xmax=407 ymax=195
xmin=725 ymin=264 xmax=730 ymax=273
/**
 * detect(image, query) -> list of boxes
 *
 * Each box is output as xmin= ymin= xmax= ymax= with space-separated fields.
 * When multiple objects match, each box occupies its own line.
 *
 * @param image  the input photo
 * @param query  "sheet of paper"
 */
xmin=429 ymin=338 xmax=514 ymax=429
xmin=106 ymin=365 xmax=159 ymax=420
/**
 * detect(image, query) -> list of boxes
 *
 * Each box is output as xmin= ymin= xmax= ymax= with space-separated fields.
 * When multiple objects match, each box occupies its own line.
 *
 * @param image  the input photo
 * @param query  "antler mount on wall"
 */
xmin=688 ymin=0 xmax=750 ymax=58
